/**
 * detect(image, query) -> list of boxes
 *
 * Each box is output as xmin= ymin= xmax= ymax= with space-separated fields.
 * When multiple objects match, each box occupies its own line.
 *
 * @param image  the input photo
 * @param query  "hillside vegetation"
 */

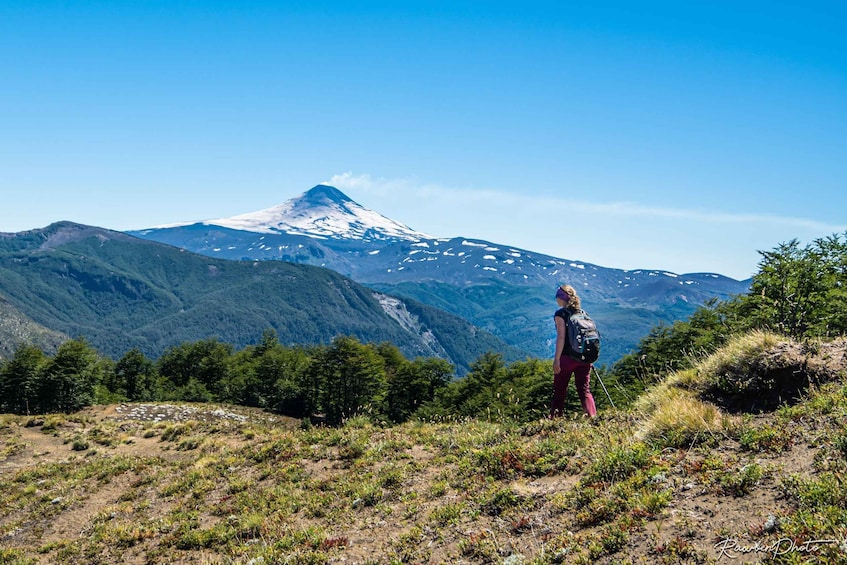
xmin=2 ymin=332 xmax=847 ymax=564
xmin=2 ymin=233 xmax=847 ymax=563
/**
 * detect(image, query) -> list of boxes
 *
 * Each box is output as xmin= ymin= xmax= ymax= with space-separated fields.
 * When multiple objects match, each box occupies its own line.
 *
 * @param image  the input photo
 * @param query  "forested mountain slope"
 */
xmin=0 ymin=222 xmax=523 ymax=372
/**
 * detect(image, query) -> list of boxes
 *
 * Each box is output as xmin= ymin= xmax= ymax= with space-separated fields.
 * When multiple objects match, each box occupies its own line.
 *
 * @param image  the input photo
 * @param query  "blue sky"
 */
xmin=2 ymin=1 xmax=845 ymax=280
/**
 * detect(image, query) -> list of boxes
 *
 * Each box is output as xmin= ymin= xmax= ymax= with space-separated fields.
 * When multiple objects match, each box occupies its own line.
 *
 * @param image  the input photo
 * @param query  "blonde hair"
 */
xmin=559 ymin=284 xmax=581 ymax=310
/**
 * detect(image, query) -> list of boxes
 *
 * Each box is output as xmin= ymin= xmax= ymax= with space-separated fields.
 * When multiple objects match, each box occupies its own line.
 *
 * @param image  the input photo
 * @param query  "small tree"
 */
xmin=248 ymin=342 xmax=313 ymax=417
xmin=37 ymin=338 xmax=102 ymax=413
xmin=0 ymin=345 xmax=46 ymax=415
xmin=495 ymin=358 xmax=551 ymax=420
xmin=109 ymin=348 xmax=158 ymax=401
xmin=455 ymin=352 xmax=506 ymax=418
xmin=157 ymin=338 xmax=233 ymax=401
xmin=385 ymin=356 xmax=453 ymax=423
xmin=318 ymin=336 xmax=387 ymax=426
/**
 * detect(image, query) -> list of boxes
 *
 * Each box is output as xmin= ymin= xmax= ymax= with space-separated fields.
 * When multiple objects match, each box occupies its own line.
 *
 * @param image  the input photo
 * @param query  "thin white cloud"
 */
xmin=569 ymin=201 xmax=846 ymax=232
xmin=324 ymin=172 xmax=379 ymax=191
xmin=327 ymin=171 xmax=846 ymax=233
xmin=325 ymin=172 xmax=425 ymax=198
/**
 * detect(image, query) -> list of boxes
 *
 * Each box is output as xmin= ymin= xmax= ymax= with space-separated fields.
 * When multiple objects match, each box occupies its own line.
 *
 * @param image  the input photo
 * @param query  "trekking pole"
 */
xmin=592 ymin=366 xmax=616 ymax=409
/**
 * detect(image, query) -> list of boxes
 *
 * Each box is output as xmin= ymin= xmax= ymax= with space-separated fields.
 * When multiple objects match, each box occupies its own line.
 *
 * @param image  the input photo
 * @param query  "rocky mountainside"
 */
xmin=131 ymin=185 xmax=750 ymax=363
xmin=0 ymin=296 xmax=67 ymax=360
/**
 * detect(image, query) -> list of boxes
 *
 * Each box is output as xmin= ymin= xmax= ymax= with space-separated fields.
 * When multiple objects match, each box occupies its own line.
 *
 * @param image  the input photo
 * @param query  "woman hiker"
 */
xmin=550 ymin=284 xmax=597 ymax=419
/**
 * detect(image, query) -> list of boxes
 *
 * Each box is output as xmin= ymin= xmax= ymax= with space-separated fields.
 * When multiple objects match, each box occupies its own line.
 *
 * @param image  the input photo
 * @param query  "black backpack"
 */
xmin=563 ymin=309 xmax=601 ymax=363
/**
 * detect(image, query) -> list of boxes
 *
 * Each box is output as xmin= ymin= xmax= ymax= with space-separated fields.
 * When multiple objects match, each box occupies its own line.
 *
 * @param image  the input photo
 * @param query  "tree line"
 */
xmin=0 ymin=330 xmax=459 ymax=425
xmin=3 ymin=233 xmax=846 ymax=424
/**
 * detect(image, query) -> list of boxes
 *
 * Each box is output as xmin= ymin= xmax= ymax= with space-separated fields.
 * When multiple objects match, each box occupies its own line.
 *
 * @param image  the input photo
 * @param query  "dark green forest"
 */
xmin=3 ymin=234 xmax=846 ymax=425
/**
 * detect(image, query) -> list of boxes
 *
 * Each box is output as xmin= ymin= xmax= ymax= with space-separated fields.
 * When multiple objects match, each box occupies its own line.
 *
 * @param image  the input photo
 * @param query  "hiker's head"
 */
xmin=557 ymin=285 xmax=581 ymax=309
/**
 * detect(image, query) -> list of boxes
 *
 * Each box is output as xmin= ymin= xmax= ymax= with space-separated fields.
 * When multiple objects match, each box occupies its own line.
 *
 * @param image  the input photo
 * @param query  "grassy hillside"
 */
xmin=0 ymin=223 xmax=524 ymax=373
xmin=2 ymin=332 xmax=847 ymax=564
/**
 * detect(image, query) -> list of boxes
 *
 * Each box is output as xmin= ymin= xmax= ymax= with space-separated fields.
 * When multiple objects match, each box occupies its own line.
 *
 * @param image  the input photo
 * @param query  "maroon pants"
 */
xmin=550 ymin=355 xmax=597 ymax=418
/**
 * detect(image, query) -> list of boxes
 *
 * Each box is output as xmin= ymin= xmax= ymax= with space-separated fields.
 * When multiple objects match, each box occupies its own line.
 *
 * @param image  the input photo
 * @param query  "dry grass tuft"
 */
xmin=634 ymin=331 xmax=784 ymax=446
xmin=635 ymin=387 xmax=737 ymax=447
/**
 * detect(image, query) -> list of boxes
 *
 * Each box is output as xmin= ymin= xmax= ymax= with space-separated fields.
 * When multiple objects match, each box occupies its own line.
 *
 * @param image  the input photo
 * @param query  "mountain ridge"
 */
xmin=130 ymin=185 xmax=750 ymax=363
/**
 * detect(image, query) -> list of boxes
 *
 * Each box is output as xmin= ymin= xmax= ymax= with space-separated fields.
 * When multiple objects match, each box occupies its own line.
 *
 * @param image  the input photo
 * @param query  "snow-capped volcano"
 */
xmin=203 ymin=184 xmax=432 ymax=242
